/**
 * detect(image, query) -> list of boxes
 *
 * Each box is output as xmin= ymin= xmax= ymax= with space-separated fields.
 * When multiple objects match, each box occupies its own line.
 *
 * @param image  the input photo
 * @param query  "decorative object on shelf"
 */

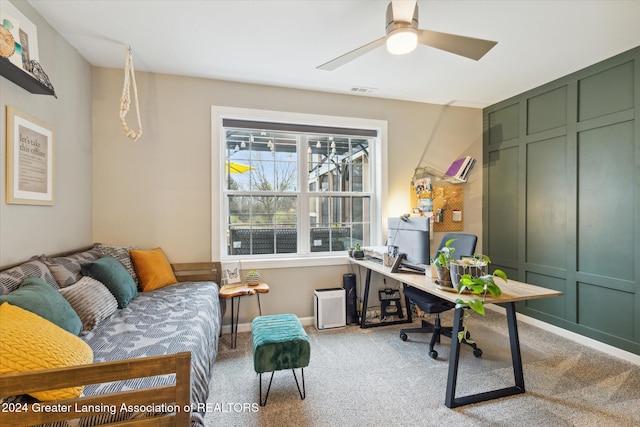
xmin=26 ymin=60 xmax=56 ymax=98
xmin=0 ymin=0 xmax=39 ymax=70
xmin=5 ymin=106 xmax=55 ymax=205
xmin=120 ymin=46 xmax=142 ymax=141
xmin=222 ymin=261 xmax=242 ymax=286
xmin=0 ymin=2 xmax=54 ymax=97
xmin=445 ymin=156 xmax=476 ymax=181
xmin=0 ymin=24 xmax=16 ymax=58
xmin=245 ymin=269 xmax=261 ymax=285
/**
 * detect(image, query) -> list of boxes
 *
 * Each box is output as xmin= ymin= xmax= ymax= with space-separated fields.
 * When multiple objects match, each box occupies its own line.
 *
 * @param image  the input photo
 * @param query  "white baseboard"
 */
xmin=486 ymin=305 xmax=640 ymax=366
xmin=222 ymin=310 xmax=640 ymax=366
xmin=220 ymin=316 xmax=315 ymax=335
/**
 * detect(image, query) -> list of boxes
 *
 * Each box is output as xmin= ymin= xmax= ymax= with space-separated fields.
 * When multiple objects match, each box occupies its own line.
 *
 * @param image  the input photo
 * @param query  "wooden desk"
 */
xmin=219 ymin=282 xmax=269 ymax=349
xmin=349 ymin=257 xmax=562 ymax=408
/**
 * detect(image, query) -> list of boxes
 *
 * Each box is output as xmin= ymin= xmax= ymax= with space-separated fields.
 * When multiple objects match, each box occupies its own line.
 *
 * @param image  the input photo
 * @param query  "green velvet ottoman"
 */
xmin=252 ymin=314 xmax=310 ymax=406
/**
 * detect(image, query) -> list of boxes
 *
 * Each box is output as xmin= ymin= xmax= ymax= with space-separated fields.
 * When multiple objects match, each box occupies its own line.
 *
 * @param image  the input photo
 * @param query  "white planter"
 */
xmin=246 ymin=272 xmax=261 ymax=285
xmin=449 ymin=261 xmax=488 ymax=288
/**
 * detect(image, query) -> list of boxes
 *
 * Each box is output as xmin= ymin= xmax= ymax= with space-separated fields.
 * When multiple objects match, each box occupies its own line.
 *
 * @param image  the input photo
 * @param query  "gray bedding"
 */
xmin=79 ymin=280 xmax=222 ymax=426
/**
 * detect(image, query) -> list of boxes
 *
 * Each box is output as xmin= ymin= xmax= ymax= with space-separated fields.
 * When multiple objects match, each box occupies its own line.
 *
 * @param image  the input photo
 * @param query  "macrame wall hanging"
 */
xmin=119 ymin=46 xmax=142 ymax=141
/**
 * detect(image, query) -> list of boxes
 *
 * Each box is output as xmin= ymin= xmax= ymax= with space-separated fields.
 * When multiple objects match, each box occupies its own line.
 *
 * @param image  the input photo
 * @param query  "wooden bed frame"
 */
xmin=0 ymin=253 xmax=223 ymax=427
xmin=0 ymin=352 xmax=191 ymax=427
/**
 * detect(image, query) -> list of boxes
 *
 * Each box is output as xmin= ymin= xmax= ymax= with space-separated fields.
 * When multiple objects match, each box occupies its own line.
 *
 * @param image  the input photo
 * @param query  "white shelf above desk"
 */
xmin=414 ymin=165 xmax=466 ymax=184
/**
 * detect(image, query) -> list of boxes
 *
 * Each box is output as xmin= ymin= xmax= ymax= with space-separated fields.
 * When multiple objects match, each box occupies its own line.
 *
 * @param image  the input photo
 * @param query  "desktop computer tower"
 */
xmin=343 ymin=273 xmax=358 ymax=324
xmin=314 ymin=288 xmax=346 ymax=330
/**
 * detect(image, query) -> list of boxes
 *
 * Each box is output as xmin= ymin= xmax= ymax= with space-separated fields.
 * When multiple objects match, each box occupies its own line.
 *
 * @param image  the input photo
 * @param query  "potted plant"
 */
xmin=455 ymin=268 xmax=507 ymax=316
xmin=449 ymin=253 xmax=490 ymax=288
xmin=433 ymin=238 xmax=456 ymax=287
xmin=352 ymin=243 xmax=365 ymax=260
xmin=245 ymin=269 xmax=261 ymax=285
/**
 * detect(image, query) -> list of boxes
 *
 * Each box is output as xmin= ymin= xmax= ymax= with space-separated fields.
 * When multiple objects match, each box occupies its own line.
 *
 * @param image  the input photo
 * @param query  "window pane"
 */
xmin=227 ymin=195 xmax=298 ymax=255
xmin=310 ymin=225 xmax=351 ymax=252
xmin=223 ymin=118 xmax=375 ymax=258
xmin=225 ymin=130 xmax=298 ymax=192
xmin=309 ymin=196 xmax=369 ymax=251
xmin=308 ymin=136 xmax=371 ymax=193
xmin=228 ymin=195 xmax=251 ymax=225
xmin=225 ymin=131 xmax=252 ymax=191
xmin=351 ymin=223 xmax=364 ymax=248
xmin=351 ymin=197 xmax=370 ymax=223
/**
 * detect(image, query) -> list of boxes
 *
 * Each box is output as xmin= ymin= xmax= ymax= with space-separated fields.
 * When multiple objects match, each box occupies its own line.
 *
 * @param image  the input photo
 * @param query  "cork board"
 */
xmin=410 ymin=184 xmax=464 ymax=231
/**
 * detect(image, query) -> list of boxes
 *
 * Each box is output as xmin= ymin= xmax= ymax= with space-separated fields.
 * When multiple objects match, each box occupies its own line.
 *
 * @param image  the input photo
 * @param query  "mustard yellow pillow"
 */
xmin=0 ymin=302 xmax=93 ymax=401
xmin=129 ymin=247 xmax=178 ymax=292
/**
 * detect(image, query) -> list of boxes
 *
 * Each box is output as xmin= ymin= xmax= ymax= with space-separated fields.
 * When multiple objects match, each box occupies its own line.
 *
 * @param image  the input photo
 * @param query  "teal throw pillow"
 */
xmin=0 ymin=276 xmax=82 ymax=335
xmin=81 ymin=256 xmax=138 ymax=308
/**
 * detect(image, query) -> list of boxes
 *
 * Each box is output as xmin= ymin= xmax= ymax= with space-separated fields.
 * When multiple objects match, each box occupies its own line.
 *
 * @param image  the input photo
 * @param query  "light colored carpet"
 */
xmin=204 ymin=310 xmax=640 ymax=426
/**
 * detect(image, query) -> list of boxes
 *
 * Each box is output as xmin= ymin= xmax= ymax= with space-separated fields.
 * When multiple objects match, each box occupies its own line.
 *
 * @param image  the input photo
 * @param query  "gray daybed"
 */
xmin=0 ymin=245 xmax=225 ymax=426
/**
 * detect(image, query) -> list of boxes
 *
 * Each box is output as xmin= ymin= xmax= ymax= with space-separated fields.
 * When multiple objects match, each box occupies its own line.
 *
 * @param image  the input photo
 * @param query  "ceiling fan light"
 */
xmin=386 ymin=27 xmax=418 ymax=55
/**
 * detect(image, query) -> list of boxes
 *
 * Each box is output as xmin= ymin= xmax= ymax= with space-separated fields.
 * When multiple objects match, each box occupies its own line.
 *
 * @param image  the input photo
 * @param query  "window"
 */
xmin=214 ymin=108 xmax=386 ymax=261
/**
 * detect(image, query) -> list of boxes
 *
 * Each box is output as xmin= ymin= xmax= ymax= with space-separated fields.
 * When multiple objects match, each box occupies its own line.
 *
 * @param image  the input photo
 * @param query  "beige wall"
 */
xmin=92 ymin=67 xmax=482 ymax=324
xmin=0 ymin=1 xmax=92 ymax=266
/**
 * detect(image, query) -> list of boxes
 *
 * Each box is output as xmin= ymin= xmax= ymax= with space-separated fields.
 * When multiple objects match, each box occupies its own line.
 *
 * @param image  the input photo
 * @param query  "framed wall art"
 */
xmin=222 ymin=261 xmax=242 ymax=286
xmin=6 ymin=106 xmax=54 ymax=205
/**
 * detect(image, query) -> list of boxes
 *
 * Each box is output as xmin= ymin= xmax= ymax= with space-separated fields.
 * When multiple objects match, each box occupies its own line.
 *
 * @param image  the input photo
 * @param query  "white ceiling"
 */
xmin=28 ymin=0 xmax=640 ymax=108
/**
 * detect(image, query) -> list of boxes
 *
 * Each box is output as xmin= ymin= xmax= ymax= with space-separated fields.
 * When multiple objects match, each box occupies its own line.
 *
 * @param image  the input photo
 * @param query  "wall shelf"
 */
xmin=0 ymin=58 xmax=55 ymax=96
xmin=414 ymin=165 xmax=467 ymax=184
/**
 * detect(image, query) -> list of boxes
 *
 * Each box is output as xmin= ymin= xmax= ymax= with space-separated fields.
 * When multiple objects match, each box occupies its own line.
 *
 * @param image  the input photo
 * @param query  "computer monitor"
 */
xmin=387 ymin=216 xmax=430 ymax=266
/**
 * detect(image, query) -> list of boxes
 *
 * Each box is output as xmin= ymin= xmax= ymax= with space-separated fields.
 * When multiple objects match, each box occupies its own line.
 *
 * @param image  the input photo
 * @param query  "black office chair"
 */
xmin=399 ymin=233 xmax=483 ymax=359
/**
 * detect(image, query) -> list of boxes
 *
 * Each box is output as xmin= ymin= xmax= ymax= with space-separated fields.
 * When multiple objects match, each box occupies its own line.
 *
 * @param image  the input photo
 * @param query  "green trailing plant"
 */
xmin=455 ymin=269 xmax=508 ymax=316
xmin=433 ymin=238 xmax=457 ymax=268
xmin=453 ymin=258 xmax=507 ymax=344
xmin=450 ymin=252 xmax=508 ymax=341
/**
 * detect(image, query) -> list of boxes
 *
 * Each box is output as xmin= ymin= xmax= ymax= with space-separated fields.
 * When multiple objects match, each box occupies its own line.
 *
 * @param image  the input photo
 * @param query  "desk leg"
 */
xmin=360 ymin=268 xmax=372 ymax=328
xmin=403 ymin=283 xmax=413 ymax=323
xmin=506 ymin=302 xmax=525 ymax=391
xmin=444 ymin=302 xmax=526 ymax=408
xmin=445 ymin=307 xmax=464 ymax=408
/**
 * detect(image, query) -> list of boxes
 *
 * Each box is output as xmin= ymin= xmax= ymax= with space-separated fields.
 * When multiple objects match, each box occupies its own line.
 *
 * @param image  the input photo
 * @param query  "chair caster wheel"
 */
xmin=429 ymin=350 xmax=438 ymax=359
xmin=473 ymin=348 xmax=483 ymax=358
xmin=400 ymin=333 xmax=408 ymax=341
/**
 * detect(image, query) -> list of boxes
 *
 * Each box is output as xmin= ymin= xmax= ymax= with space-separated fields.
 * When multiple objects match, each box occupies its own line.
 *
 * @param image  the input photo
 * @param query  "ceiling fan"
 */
xmin=317 ymin=0 xmax=497 ymax=71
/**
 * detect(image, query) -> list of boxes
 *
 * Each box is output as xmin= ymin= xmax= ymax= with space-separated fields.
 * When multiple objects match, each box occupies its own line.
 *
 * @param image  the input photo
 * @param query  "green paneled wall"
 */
xmin=483 ymin=46 xmax=640 ymax=355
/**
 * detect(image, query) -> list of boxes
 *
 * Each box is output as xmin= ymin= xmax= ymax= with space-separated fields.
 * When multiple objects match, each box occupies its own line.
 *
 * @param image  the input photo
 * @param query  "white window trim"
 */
xmin=211 ymin=106 xmax=388 ymax=269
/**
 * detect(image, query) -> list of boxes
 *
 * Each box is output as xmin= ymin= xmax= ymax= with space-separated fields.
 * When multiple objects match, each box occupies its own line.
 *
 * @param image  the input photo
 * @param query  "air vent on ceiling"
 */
xmin=350 ymin=86 xmax=377 ymax=94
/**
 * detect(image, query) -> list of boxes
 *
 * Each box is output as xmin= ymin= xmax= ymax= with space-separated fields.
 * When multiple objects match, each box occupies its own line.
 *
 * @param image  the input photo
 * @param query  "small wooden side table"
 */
xmin=219 ymin=282 xmax=269 ymax=349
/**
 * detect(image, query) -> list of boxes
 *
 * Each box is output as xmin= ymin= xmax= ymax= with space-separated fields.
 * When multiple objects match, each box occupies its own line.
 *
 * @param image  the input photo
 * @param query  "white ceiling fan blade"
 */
xmin=391 ymin=0 xmax=417 ymax=22
xmin=418 ymin=29 xmax=497 ymax=60
xmin=317 ymin=37 xmax=386 ymax=71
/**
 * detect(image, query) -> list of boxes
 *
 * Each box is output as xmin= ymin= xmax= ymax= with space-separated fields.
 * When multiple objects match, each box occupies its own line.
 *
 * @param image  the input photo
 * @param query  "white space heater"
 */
xmin=314 ymin=288 xmax=346 ymax=330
